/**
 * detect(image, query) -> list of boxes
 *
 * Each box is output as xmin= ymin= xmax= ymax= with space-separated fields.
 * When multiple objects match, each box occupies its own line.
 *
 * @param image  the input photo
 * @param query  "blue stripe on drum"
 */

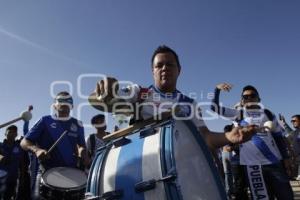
xmin=183 ymin=120 xmax=227 ymax=199
xmin=160 ymin=123 xmax=182 ymax=200
xmin=86 ymin=145 xmax=110 ymax=195
xmin=115 ymin=133 xmax=145 ymax=200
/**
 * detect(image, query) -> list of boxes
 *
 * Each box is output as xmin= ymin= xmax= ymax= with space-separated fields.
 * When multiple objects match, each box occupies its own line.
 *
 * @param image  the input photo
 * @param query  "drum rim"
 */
xmin=41 ymin=167 xmax=87 ymax=191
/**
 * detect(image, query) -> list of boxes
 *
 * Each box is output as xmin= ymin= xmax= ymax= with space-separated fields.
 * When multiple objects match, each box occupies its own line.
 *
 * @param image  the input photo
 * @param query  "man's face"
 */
xmin=291 ymin=117 xmax=300 ymax=129
xmin=6 ymin=129 xmax=17 ymax=141
xmin=93 ymin=118 xmax=106 ymax=131
xmin=54 ymin=95 xmax=73 ymax=117
xmin=152 ymin=52 xmax=180 ymax=93
xmin=54 ymin=103 xmax=72 ymax=116
xmin=241 ymin=89 xmax=260 ymax=106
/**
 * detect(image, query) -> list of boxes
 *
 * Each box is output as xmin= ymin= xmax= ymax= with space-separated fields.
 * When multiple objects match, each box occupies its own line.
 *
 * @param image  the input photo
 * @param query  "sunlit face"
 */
xmin=54 ymin=102 xmax=72 ymax=117
xmin=152 ymin=52 xmax=180 ymax=93
xmin=54 ymin=95 xmax=73 ymax=117
xmin=291 ymin=117 xmax=300 ymax=129
xmin=93 ymin=118 xmax=107 ymax=131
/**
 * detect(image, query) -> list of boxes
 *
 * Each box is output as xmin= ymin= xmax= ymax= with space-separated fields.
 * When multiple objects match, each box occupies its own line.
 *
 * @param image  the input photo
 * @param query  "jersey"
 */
xmin=24 ymin=115 xmax=86 ymax=170
xmin=123 ymin=84 xmax=205 ymax=128
xmin=233 ymin=109 xmax=283 ymax=165
xmin=0 ymin=140 xmax=23 ymax=182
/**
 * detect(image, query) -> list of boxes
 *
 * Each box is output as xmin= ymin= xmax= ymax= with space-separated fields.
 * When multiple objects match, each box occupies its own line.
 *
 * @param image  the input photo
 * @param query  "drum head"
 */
xmin=42 ymin=167 xmax=87 ymax=189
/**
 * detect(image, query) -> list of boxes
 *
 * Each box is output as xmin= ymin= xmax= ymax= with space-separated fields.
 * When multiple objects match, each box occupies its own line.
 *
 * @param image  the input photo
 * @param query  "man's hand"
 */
xmin=35 ymin=148 xmax=49 ymax=161
xmin=96 ymin=77 xmax=119 ymax=104
xmin=225 ymin=125 xmax=257 ymax=144
xmin=278 ymin=113 xmax=286 ymax=125
xmin=216 ymin=83 xmax=233 ymax=92
xmin=0 ymin=155 xmax=10 ymax=164
xmin=78 ymin=146 xmax=91 ymax=168
xmin=223 ymin=145 xmax=233 ymax=152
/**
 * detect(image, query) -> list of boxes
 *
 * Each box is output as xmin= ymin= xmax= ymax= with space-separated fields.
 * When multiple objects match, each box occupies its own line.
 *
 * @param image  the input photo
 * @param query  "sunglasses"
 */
xmin=242 ymin=94 xmax=257 ymax=100
xmin=291 ymin=120 xmax=298 ymax=123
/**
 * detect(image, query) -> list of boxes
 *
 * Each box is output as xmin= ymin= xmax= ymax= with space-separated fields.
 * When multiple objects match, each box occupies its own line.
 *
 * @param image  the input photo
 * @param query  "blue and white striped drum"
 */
xmin=86 ymin=119 xmax=226 ymax=200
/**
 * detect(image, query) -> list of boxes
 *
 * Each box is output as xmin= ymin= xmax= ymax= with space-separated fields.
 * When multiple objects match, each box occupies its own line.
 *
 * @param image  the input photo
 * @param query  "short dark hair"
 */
xmin=6 ymin=125 xmax=17 ymax=132
xmin=56 ymin=91 xmax=71 ymax=98
xmin=242 ymin=85 xmax=259 ymax=96
xmin=292 ymin=115 xmax=300 ymax=120
xmin=151 ymin=45 xmax=181 ymax=69
xmin=91 ymin=114 xmax=105 ymax=125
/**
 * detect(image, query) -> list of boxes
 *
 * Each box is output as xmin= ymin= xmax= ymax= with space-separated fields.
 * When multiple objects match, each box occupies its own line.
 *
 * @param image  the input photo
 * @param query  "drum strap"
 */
xmin=246 ymin=165 xmax=269 ymax=200
xmin=89 ymin=134 xmax=96 ymax=157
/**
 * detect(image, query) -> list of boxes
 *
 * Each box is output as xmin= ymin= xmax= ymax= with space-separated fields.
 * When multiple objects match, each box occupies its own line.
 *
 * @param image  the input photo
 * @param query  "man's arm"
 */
xmin=20 ymin=138 xmax=48 ymax=160
xmin=199 ymin=125 xmax=256 ymax=149
xmin=211 ymin=83 xmax=239 ymax=119
xmin=279 ymin=114 xmax=294 ymax=134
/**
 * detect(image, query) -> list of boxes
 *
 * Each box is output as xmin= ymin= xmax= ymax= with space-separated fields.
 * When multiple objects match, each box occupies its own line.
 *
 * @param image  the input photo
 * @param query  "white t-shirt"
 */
xmin=121 ymin=84 xmax=205 ymax=128
xmin=222 ymin=107 xmax=283 ymax=165
xmin=86 ymin=134 xmax=106 ymax=160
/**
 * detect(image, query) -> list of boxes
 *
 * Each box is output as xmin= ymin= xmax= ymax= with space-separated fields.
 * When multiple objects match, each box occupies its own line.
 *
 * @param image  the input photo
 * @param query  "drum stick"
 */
xmin=0 ymin=110 xmax=32 ymax=129
xmin=103 ymin=110 xmax=173 ymax=142
xmin=0 ymin=117 xmax=23 ymax=129
xmin=47 ymin=130 xmax=68 ymax=154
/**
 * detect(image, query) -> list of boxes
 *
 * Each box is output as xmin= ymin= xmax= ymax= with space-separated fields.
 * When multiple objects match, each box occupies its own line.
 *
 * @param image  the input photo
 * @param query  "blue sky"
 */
xmin=0 ymin=0 xmax=299 ymax=141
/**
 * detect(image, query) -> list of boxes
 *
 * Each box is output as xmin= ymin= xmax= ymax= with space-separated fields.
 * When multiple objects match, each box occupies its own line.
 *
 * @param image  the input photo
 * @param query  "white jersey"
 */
xmin=122 ymin=84 xmax=206 ymax=128
xmin=231 ymin=109 xmax=282 ymax=165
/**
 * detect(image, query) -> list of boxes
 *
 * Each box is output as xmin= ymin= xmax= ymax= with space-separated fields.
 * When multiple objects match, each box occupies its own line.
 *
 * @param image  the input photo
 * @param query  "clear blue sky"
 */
xmin=0 ymin=0 xmax=299 ymax=141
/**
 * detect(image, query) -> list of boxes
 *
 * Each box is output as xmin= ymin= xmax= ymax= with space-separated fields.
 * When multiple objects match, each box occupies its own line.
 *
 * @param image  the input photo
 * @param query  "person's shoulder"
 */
xmin=70 ymin=117 xmax=83 ymax=126
xmin=263 ymin=108 xmax=275 ymax=121
xmin=39 ymin=115 xmax=53 ymax=122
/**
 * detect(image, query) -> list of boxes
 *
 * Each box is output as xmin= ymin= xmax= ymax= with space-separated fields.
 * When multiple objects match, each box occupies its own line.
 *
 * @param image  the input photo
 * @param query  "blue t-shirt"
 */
xmin=25 ymin=115 xmax=85 ymax=170
xmin=0 ymin=141 xmax=23 ymax=182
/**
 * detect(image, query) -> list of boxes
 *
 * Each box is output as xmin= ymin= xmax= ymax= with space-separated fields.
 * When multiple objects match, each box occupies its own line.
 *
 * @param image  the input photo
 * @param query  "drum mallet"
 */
xmin=47 ymin=130 xmax=68 ymax=154
xmin=0 ymin=110 xmax=32 ymax=129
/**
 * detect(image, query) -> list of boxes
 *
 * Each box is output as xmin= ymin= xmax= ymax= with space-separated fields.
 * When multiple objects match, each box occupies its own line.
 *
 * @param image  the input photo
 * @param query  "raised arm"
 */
xmin=211 ymin=83 xmax=239 ymax=119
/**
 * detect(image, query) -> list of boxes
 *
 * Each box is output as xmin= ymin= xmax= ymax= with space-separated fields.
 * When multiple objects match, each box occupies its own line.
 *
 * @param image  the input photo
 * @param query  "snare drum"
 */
xmin=86 ymin=119 xmax=226 ymax=200
xmin=40 ymin=167 xmax=87 ymax=200
xmin=0 ymin=169 xmax=7 ymax=193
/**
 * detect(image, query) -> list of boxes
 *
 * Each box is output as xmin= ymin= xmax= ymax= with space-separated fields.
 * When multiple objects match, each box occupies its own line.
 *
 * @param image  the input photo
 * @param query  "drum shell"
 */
xmin=86 ymin=120 xmax=226 ymax=200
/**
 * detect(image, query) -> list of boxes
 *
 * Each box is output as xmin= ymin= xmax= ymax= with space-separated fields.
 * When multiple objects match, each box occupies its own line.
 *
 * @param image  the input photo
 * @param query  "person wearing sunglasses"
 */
xmin=279 ymin=114 xmax=300 ymax=180
xmin=211 ymin=83 xmax=293 ymax=200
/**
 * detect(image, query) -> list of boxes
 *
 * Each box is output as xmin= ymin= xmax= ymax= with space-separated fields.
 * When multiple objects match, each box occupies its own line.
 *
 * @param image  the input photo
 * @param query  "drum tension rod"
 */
xmin=85 ymin=189 xmax=123 ymax=200
xmin=135 ymin=174 xmax=177 ymax=193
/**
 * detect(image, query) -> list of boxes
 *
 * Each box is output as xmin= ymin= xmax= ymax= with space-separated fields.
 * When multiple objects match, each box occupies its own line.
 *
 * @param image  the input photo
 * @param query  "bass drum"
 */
xmin=86 ymin=119 xmax=226 ymax=200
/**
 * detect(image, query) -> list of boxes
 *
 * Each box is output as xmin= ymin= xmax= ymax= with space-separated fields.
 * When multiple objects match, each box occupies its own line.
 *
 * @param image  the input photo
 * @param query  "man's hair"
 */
xmin=151 ymin=45 xmax=181 ymax=69
xmin=242 ymin=85 xmax=259 ymax=96
xmin=6 ymin=125 xmax=17 ymax=132
xmin=91 ymin=114 xmax=105 ymax=125
xmin=292 ymin=115 xmax=300 ymax=120
xmin=56 ymin=91 xmax=72 ymax=98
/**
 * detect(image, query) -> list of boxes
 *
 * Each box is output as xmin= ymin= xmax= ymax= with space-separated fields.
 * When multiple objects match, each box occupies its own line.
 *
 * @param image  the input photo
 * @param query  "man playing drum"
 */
xmin=21 ymin=91 xmax=90 ymax=199
xmin=89 ymin=45 xmax=257 ymax=149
